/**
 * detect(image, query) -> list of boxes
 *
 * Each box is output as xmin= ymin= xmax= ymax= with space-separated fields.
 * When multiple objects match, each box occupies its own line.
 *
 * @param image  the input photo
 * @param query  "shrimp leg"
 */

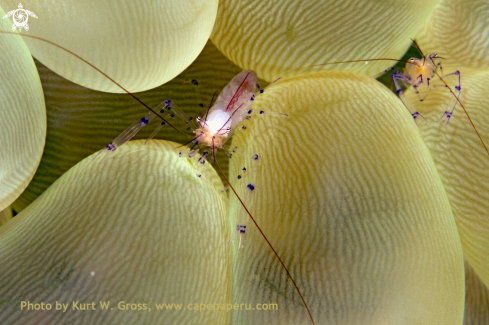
xmin=438 ymin=70 xmax=461 ymax=126
xmin=392 ymin=72 xmax=425 ymax=125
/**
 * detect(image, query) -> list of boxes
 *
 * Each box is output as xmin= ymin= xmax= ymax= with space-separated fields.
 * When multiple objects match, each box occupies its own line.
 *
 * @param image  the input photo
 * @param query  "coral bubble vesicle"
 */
xmin=0 ymin=141 xmax=230 ymax=325
xmin=211 ymin=0 xmax=440 ymax=82
xmin=407 ymin=69 xmax=489 ymax=290
xmin=0 ymin=5 xmax=46 ymax=211
xmin=416 ymin=0 xmax=489 ymax=71
xmin=228 ymin=71 xmax=464 ymax=324
xmin=0 ymin=0 xmax=218 ymax=93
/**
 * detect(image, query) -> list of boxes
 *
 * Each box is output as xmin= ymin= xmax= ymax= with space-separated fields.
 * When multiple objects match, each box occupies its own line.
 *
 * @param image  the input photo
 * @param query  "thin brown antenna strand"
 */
xmin=213 ymin=159 xmax=316 ymax=325
xmin=308 ymin=58 xmax=412 ymax=68
xmin=0 ymin=31 xmax=186 ymax=135
xmin=411 ymin=38 xmax=424 ymax=57
xmin=204 ymin=90 xmax=218 ymax=122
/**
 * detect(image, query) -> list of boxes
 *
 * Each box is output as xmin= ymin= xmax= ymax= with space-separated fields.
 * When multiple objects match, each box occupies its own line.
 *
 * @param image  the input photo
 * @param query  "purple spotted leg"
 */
xmin=96 ymin=111 xmax=155 ymax=163
xmin=392 ymin=72 xmax=425 ymax=125
xmin=412 ymin=73 xmax=432 ymax=102
xmin=439 ymin=70 xmax=461 ymax=126
xmin=227 ymin=225 xmax=247 ymax=250
xmin=145 ymin=100 xmax=185 ymax=144
xmin=238 ymin=225 xmax=246 ymax=250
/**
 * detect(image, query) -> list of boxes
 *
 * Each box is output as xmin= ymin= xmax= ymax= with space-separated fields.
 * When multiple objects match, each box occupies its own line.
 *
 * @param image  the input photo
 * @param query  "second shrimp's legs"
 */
xmin=437 ymin=70 xmax=461 ymax=126
xmin=391 ymin=72 xmax=426 ymax=125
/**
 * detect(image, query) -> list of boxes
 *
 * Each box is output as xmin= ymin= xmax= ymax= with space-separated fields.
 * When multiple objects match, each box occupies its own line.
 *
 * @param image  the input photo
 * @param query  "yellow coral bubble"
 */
xmin=463 ymin=260 xmax=489 ymax=324
xmin=0 ymin=0 xmax=218 ymax=93
xmin=0 ymin=207 xmax=13 ymax=227
xmin=211 ymin=0 xmax=440 ymax=82
xmin=0 ymin=6 xmax=46 ymax=211
xmin=0 ymin=141 xmax=230 ymax=324
xmin=228 ymin=71 xmax=464 ymax=324
xmin=416 ymin=0 xmax=489 ymax=70
xmin=407 ymin=68 xmax=489 ymax=289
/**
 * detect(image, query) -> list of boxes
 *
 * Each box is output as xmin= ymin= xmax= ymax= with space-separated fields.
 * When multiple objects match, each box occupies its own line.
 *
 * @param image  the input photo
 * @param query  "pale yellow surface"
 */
xmin=0 ymin=207 xmax=13 ymax=226
xmin=406 ymin=69 xmax=489 ymax=290
xmin=416 ymin=0 xmax=489 ymax=71
xmin=211 ymin=0 xmax=440 ymax=82
xmin=464 ymin=260 xmax=489 ymax=324
xmin=0 ymin=0 xmax=218 ymax=93
xmin=0 ymin=141 xmax=230 ymax=325
xmin=228 ymin=71 xmax=464 ymax=324
xmin=0 ymin=6 xmax=46 ymax=211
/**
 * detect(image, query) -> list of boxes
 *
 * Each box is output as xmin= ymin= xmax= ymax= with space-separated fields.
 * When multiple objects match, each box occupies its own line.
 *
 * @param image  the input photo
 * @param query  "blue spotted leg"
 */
xmin=228 ymin=225 xmax=247 ymax=250
xmin=163 ymin=99 xmax=198 ymax=131
xmin=184 ymin=78 xmax=205 ymax=109
xmin=96 ymin=100 xmax=183 ymax=162
xmin=95 ymin=111 xmax=155 ymax=163
xmin=145 ymin=99 xmax=203 ymax=145
xmin=438 ymin=70 xmax=461 ymax=126
xmin=391 ymin=71 xmax=426 ymax=125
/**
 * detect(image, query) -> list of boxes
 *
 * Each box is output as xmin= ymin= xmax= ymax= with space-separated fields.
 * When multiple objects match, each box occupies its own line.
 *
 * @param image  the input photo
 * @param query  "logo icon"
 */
xmin=2 ymin=3 xmax=38 ymax=32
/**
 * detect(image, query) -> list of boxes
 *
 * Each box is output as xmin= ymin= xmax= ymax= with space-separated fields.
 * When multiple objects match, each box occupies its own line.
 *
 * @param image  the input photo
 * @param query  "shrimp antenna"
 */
xmin=0 ymin=31 xmax=186 ymax=135
xmin=212 ymin=158 xmax=316 ymax=325
xmin=308 ymin=58 xmax=413 ymax=68
xmin=410 ymin=38 xmax=426 ymax=65
xmin=308 ymin=40 xmax=429 ymax=69
xmin=410 ymin=38 xmax=425 ymax=57
xmin=204 ymin=90 xmax=218 ymax=122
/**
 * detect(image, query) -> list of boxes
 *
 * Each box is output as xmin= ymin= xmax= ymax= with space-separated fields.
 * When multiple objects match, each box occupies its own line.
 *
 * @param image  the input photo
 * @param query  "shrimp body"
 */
xmin=195 ymin=70 xmax=257 ymax=148
xmin=403 ymin=57 xmax=436 ymax=85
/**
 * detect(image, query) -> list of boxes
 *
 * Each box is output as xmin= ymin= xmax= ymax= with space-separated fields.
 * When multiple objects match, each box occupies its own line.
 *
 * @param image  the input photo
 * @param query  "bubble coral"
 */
xmin=1 ymin=0 xmax=488 ymax=324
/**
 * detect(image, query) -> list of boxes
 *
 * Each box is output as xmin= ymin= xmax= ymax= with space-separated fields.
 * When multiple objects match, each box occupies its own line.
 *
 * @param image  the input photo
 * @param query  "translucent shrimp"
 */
xmin=384 ymin=41 xmax=484 ymax=155
xmin=388 ymin=53 xmax=461 ymax=125
xmin=307 ymin=40 xmax=488 ymax=157
xmin=103 ymin=70 xmax=260 ymax=163
xmin=97 ymin=70 xmax=257 ymax=162
xmin=307 ymin=41 xmax=462 ymax=126
xmin=193 ymin=70 xmax=257 ymax=152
